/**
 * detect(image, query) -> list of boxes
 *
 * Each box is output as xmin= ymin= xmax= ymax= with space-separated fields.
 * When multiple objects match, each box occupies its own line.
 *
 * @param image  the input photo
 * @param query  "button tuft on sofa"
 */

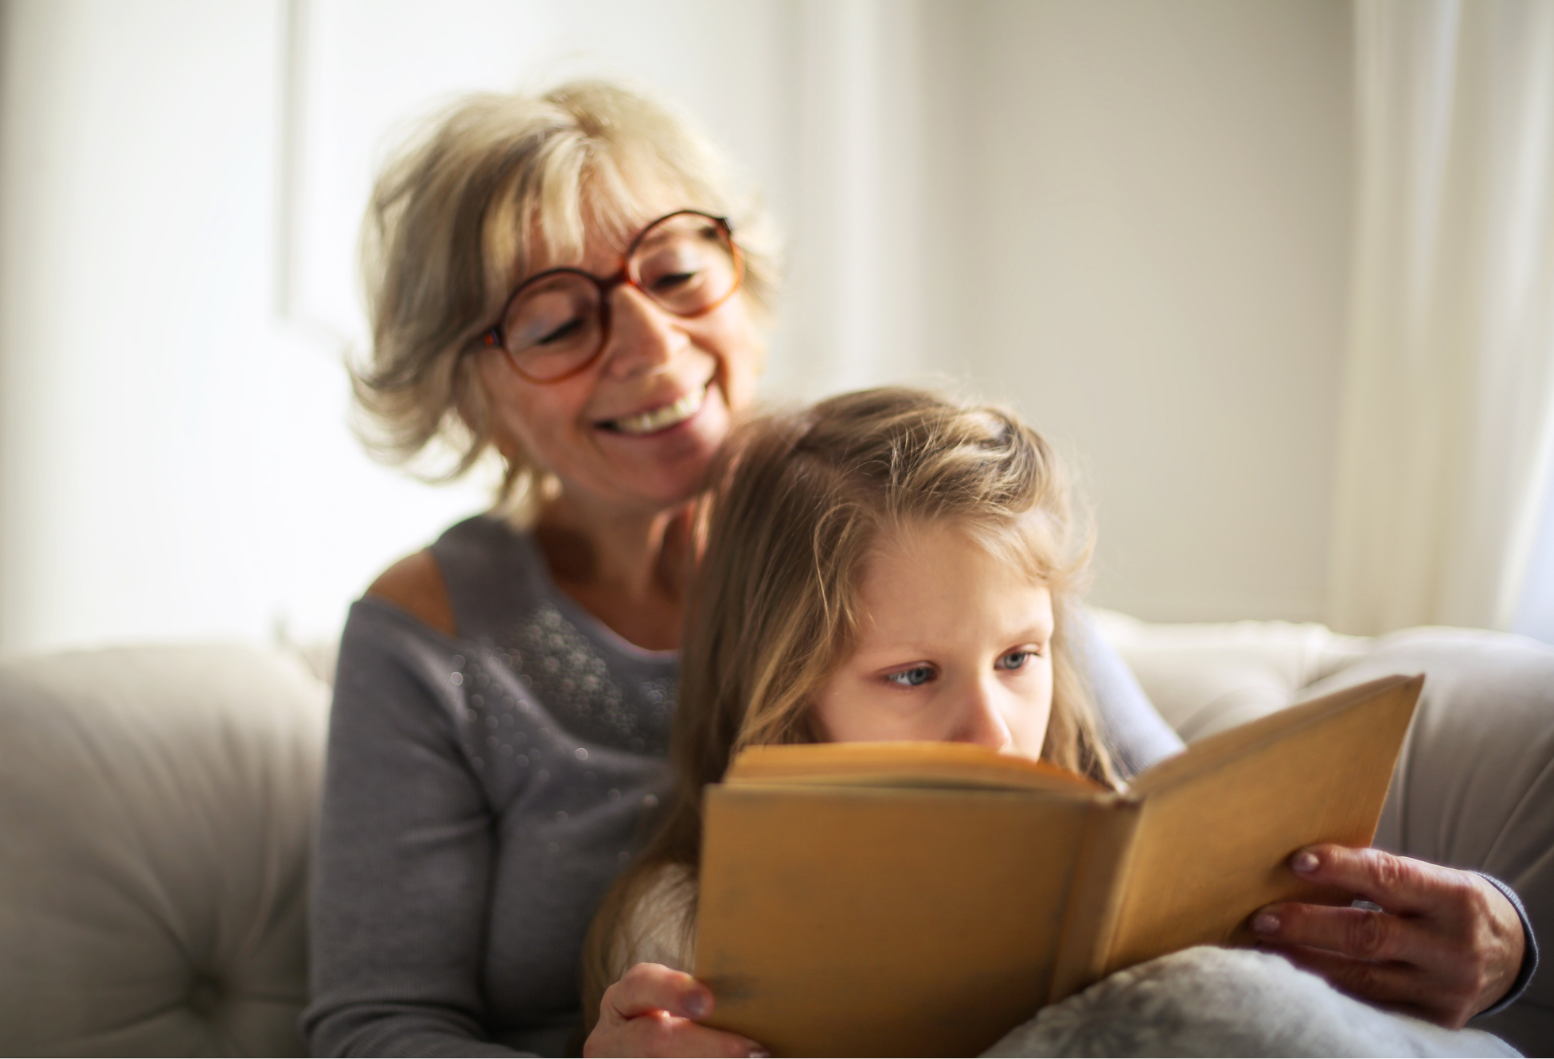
xmin=0 ymin=644 xmax=328 ymax=1057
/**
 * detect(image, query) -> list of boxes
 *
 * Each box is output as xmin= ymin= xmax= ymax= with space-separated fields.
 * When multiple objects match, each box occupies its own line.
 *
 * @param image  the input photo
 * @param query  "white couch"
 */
xmin=1 ymin=617 xmax=1549 ymax=1056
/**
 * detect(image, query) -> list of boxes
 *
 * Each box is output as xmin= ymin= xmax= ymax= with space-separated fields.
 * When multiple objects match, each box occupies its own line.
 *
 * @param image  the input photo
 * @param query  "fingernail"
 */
xmin=684 ymin=992 xmax=711 ymax=1019
xmin=1252 ymin=912 xmax=1280 ymax=935
xmin=1292 ymin=850 xmax=1319 ymax=874
xmin=749 ymin=1050 xmax=771 ymax=1058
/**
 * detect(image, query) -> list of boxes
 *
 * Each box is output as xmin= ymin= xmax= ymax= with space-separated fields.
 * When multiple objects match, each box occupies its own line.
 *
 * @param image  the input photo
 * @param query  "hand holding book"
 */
xmin=584 ymin=962 xmax=765 ymax=1059
xmin=1249 ymin=843 xmax=1526 ymax=1029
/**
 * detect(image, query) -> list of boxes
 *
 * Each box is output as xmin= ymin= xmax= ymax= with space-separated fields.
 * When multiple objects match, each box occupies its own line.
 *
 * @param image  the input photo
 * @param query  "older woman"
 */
xmin=303 ymin=82 xmax=1532 ymax=1058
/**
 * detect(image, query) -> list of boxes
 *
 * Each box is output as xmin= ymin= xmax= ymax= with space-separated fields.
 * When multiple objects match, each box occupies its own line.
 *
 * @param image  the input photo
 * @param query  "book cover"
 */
xmin=694 ymin=674 xmax=1422 ymax=1057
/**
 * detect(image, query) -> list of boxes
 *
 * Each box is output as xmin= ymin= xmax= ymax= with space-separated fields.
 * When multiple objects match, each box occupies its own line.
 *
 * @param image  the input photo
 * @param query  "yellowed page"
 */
xmin=1099 ymin=675 xmax=1421 ymax=978
xmin=696 ymin=784 xmax=1092 ymax=1058
xmin=726 ymin=741 xmax=1102 ymax=794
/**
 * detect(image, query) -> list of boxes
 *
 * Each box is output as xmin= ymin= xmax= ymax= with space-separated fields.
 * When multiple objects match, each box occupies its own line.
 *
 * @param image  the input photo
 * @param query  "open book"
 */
xmin=694 ymin=674 xmax=1422 ymax=1058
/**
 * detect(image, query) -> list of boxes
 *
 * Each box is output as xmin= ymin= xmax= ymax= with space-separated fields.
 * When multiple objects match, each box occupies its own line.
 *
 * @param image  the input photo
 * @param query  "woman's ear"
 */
xmin=456 ymin=352 xmax=498 ymax=447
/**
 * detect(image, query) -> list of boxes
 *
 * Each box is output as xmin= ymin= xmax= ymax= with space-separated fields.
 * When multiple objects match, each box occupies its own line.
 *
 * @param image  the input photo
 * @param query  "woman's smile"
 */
xmin=596 ymin=381 xmax=709 ymax=436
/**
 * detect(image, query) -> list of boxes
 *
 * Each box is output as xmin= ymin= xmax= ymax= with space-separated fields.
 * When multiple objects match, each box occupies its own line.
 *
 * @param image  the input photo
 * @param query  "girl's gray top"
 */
xmin=302 ymin=514 xmax=1185 ymax=1057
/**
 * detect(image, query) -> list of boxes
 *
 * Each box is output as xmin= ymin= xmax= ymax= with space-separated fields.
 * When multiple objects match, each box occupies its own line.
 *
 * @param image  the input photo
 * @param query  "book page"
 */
xmin=696 ymin=783 xmax=1094 ymax=1057
xmin=1098 ymin=675 xmax=1421 ymax=978
xmin=725 ymin=740 xmax=1102 ymax=794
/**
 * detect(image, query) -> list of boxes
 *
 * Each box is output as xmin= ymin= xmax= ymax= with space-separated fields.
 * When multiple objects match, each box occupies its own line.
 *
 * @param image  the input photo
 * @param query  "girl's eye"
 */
xmin=996 ymin=651 xmax=1030 ymax=671
xmin=885 ymin=666 xmax=935 ymax=688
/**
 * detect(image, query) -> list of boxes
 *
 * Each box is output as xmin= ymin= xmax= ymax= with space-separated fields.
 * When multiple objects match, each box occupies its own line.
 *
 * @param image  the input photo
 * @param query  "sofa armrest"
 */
xmin=1097 ymin=610 xmax=1554 ymax=1055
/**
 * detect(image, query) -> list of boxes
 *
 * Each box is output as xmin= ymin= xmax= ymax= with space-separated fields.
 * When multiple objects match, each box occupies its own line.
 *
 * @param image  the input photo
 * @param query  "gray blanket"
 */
xmin=985 ymin=947 xmax=1518 ymax=1058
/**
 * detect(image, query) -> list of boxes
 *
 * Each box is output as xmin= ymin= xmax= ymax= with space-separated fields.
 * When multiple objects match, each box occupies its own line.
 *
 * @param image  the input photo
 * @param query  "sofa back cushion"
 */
xmin=0 ymin=644 xmax=328 ymax=1057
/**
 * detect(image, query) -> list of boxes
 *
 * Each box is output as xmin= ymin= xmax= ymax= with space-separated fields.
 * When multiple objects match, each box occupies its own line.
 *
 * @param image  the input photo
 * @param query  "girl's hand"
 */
xmin=583 ymin=962 xmax=769 ymax=1058
xmin=1250 ymin=844 xmax=1526 ymax=1028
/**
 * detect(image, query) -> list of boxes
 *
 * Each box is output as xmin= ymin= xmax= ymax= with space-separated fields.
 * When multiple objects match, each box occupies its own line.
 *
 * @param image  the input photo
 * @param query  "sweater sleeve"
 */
xmin=301 ymin=601 xmax=524 ymax=1058
xmin=1473 ymin=873 xmax=1540 ymax=1018
xmin=1076 ymin=608 xmax=1185 ymax=779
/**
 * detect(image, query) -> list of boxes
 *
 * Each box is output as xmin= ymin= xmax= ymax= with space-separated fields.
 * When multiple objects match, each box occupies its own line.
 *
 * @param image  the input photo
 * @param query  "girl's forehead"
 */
xmin=849 ymin=538 xmax=1054 ymax=655
xmin=867 ymin=517 xmax=1052 ymax=584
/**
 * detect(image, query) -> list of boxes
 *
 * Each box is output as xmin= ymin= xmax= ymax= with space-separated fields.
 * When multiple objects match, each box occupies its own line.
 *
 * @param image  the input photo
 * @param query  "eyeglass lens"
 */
xmin=500 ymin=212 xmax=739 ymax=381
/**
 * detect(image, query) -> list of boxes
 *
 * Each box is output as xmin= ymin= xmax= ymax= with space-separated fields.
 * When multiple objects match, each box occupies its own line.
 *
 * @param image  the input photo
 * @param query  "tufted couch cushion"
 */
xmin=0 ymin=645 xmax=328 ymax=1056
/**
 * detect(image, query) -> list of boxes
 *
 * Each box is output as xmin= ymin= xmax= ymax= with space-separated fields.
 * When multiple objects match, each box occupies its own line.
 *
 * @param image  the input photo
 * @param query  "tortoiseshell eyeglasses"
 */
xmin=481 ymin=209 xmax=744 ymax=384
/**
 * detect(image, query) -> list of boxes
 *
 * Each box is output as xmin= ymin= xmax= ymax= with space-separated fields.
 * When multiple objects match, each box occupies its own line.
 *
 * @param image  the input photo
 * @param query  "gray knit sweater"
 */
xmin=302 ymin=514 xmax=1186 ymax=1057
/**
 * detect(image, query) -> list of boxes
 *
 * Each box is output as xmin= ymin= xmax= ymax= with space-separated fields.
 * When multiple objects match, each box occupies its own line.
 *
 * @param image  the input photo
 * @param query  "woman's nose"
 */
xmin=957 ymin=680 xmax=1015 ymax=752
xmin=599 ymin=284 xmax=685 ymax=377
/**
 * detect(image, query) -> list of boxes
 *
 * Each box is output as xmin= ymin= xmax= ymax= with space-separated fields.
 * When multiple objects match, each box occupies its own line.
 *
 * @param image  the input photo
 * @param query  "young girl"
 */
xmin=579 ymin=387 xmax=1115 ymax=1042
xmin=578 ymin=387 xmax=1524 ymax=1059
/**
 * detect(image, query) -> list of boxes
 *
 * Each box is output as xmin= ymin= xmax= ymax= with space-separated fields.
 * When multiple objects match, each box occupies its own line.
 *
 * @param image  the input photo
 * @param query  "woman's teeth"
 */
xmin=610 ymin=387 xmax=707 ymax=436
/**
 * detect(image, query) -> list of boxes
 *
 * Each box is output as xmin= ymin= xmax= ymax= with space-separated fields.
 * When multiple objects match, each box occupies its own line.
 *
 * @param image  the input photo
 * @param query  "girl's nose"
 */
xmin=957 ymin=680 xmax=1015 ymax=752
xmin=600 ymin=284 xmax=685 ymax=377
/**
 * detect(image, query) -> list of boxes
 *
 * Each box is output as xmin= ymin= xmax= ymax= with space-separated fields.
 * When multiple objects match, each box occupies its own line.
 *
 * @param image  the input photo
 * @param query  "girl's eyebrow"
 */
xmin=849 ymin=645 xmax=938 ymax=668
xmin=852 ymin=630 xmax=1052 ymax=664
xmin=852 ymin=647 xmax=935 ymax=664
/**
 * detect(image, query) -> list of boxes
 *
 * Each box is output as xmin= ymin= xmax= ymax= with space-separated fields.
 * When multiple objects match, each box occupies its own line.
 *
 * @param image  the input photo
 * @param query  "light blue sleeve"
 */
xmin=1075 ymin=608 xmax=1185 ymax=778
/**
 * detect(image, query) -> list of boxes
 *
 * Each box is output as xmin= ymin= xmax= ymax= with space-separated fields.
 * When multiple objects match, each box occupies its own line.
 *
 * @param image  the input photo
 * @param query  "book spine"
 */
xmin=1047 ymin=797 xmax=1143 ymax=1003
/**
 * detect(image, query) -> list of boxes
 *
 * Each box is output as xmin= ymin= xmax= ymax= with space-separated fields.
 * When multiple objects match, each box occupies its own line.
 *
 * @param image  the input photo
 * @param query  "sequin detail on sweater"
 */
xmin=498 ymin=602 xmax=674 ymax=755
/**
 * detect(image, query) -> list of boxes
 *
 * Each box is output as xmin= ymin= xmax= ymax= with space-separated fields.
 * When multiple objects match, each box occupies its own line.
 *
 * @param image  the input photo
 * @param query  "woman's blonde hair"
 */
xmin=580 ymin=387 xmax=1116 ymax=1027
xmin=353 ymin=79 xmax=779 ymax=519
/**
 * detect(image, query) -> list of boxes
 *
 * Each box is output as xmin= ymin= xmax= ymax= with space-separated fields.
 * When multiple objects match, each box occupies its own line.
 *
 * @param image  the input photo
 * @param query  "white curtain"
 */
xmin=1328 ymin=0 xmax=1554 ymax=635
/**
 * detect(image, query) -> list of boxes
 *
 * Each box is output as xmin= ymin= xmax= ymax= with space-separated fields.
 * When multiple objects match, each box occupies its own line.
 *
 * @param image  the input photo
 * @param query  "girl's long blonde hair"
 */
xmin=580 ymin=388 xmax=1115 ymax=1027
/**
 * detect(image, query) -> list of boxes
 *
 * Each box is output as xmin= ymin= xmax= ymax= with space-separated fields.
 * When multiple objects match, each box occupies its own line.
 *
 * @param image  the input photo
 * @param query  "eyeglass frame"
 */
xmin=478 ymin=209 xmax=745 ymax=384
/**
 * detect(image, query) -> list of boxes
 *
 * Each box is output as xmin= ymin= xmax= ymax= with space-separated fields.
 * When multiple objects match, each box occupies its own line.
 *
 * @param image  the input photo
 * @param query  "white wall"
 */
xmin=0 ymin=0 xmax=1353 ymax=654
xmin=923 ymin=0 xmax=1354 ymax=622
xmin=0 ymin=1 xmax=346 ymax=654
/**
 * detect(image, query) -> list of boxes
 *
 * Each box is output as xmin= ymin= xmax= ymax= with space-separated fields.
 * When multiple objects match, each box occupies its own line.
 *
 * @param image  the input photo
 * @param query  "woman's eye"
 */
xmin=509 ymin=287 xmax=594 ymax=349
xmin=648 ymin=268 xmax=700 ymax=293
xmin=639 ymin=242 xmax=713 ymax=296
xmin=996 ymin=651 xmax=1030 ymax=671
xmin=534 ymin=315 xmax=586 ymax=346
xmin=885 ymin=666 xmax=935 ymax=688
